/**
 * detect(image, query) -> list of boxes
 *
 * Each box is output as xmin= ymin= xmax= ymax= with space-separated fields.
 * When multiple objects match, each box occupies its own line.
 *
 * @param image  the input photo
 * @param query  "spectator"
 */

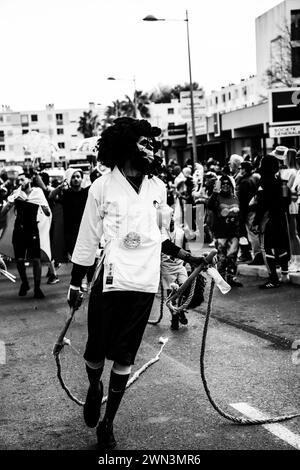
xmin=207 ymin=174 xmax=243 ymax=287
xmin=252 ymin=155 xmax=290 ymax=289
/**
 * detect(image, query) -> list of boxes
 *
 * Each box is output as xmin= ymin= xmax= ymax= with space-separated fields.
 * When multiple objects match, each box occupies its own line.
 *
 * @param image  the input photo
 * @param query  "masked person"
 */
xmin=67 ymin=117 xmax=205 ymax=450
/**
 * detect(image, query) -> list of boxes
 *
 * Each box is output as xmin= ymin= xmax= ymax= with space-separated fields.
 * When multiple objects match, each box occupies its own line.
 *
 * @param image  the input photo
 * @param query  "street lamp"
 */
xmin=143 ymin=11 xmax=197 ymax=170
xmin=107 ymin=76 xmax=137 ymax=118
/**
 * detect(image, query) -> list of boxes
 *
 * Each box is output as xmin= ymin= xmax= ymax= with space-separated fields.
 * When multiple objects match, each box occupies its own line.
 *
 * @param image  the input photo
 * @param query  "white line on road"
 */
xmin=277 ymin=104 xmax=297 ymax=108
xmin=230 ymin=402 xmax=300 ymax=450
xmin=0 ymin=340 xmax=6 ymax=364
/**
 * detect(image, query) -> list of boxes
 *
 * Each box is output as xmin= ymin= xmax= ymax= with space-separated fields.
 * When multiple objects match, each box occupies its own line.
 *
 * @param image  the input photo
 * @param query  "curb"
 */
xmin=237 ymin=263 xmax=300 ymax=286
xmin=198 ymin=309 xmax=293 ymax=350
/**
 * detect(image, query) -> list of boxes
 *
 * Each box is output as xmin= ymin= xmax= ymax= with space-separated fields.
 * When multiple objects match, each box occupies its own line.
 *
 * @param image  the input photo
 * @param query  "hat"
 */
xmin=269 ymin=146 xmax=288 ymax=160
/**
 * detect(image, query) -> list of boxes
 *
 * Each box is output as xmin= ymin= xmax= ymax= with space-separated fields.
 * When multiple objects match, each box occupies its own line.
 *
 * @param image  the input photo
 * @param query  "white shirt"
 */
xmin=72 ymin=167 xmax=168 ymax=293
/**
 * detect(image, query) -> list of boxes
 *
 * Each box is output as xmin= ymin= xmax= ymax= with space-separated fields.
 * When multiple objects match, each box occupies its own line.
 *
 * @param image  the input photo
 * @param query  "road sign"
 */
xmin=269 ymin=87 xmax=300 ymax=125
xmin=179 ymin=90 xmax=206 ymax=120
xmin=269 ymin=125 xmax=300 ymax=137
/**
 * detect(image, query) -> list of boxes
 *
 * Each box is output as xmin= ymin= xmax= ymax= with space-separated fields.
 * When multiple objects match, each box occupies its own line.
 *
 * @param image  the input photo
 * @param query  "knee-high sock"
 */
xmin=86 ymin=364 xmax=104 ymax=389
xmin=104 ymin=370 xmax=130 ymax=425
xmin=32 ymin=259 xmax=41 ymax=289
xmin=16 ymin=260 xmax=28 ymax=284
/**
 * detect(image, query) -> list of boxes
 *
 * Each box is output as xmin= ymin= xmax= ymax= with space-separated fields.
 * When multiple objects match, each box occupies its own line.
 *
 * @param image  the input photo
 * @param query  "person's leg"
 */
xmin=84 ymin=359 xmax=105 ymax=428
xmin=259 ymin=227 xmax=280 ymax=288
xmin=16 ymin=258 xmax=29 ymax=296
xmin=97 ymin=362 xmax=132 ymax=449
xmin=288 ymin=215 xmax=300 ymax=272
xmin=226 ymin=237 xmax=243 ymax=286
xmin=32 ymin=258 xmax=45 ymax=298
xmin=216 ymin=238 xmax=227 ymax=279
xmin=47 ymin=260 xmax=59 ymax=284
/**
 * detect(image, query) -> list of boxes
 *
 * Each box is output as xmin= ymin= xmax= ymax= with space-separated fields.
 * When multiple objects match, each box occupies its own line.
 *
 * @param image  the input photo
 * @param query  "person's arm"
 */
xmin=41 ymin=205 xmax=51 ymax=216
xmin=161 ymin=239 xmax=205 ymax=266
xmin=49 ymin=180 xmax=68 ymax=200
xmin=0 ymin=200 xmax=13 ymax=217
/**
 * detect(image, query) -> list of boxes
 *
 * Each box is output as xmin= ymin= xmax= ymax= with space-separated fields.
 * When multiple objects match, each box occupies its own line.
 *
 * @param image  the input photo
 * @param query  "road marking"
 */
xmin=0 ymin=340 xmax=6 ymax=364
xmin=277 ymin=104 xmax=297 ymax=108
xmin=230 ymin=402 xmax=300 ymax=450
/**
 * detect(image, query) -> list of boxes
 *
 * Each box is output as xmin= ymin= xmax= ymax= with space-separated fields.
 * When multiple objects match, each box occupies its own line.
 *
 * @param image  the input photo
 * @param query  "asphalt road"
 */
xmin=0 ymin=269 xmax=300 ymax=458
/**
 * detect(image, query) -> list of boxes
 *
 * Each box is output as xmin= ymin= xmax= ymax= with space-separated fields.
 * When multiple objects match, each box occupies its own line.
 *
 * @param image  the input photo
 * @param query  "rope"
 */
xmin=53 ymin=308 xmax=169 ymax=407
xmin=200 ymin=280 xmax=300 ymax=425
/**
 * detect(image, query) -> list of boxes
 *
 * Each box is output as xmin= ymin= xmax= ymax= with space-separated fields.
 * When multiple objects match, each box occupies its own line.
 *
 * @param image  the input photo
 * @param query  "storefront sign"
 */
xmin=269 ymin=125 xmax=300 ymax=137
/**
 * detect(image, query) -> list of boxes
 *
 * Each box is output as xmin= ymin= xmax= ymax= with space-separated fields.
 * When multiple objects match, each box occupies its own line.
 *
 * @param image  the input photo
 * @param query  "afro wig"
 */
xmin=96 ymin=117 xmax=162 ymax=176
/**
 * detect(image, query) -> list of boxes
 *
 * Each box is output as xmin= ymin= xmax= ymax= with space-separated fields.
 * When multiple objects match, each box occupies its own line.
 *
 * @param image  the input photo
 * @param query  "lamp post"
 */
xmin=143 ymin=11 xmax=197 ymax=170
xmin=107 ymin=76 xmax=137 ymax=118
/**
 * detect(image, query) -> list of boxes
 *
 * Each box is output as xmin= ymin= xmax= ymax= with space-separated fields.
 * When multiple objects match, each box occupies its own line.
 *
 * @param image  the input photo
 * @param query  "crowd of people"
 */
xmin=1 ymin=116 xmax=300 ymax=450
xmin=1 ymin=142 xmax=300 ymax=298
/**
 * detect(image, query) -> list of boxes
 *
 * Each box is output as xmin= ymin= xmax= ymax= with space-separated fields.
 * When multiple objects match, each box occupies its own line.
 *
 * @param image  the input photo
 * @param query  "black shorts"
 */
xmin=84 ymin=270 xmax=155 ymax=366
xmin=12 ymin=227 xmax=40 ymax=259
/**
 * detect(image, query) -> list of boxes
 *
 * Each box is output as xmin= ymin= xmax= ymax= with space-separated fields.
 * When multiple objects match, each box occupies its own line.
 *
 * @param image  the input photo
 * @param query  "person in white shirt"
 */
xmin=67 ymin=117 xmax=205 ymax=450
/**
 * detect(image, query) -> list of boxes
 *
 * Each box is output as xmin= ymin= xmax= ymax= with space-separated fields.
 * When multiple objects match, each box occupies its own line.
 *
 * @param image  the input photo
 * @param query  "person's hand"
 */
xmin=67 ymin=285 xmax=83 ymax=310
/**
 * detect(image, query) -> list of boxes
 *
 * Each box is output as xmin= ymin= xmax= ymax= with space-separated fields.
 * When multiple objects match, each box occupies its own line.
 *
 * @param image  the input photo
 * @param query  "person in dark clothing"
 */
xmin=49 ymin=169 xmax=89 ymax=258
xmin=67 ymin=117 xmax=205 ymax=450
xmin=207 ymin=173 xmax=243 ymax=287
xmin=236 ymin=161 xmax=263 ymax=264
xmin=1 ymin=173 xmax=51 ymax=298
xmin=252 ymin=156 xmax=290 ymax=289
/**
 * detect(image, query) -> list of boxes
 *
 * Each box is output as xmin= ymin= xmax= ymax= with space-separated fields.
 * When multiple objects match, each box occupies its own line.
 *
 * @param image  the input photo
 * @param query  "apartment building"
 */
xmin=0 ymin=102 xmax=105 ymax=166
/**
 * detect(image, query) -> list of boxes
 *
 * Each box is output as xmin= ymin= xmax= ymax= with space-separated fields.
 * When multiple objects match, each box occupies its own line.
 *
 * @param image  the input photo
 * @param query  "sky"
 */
xmin=0 ymin=0 xmax=282 ymax=111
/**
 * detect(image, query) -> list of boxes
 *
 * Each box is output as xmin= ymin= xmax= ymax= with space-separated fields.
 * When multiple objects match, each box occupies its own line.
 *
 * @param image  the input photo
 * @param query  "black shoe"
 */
xmin=47 ymin=274 xmax=60 ymax=284
xmin=33 ymin=287 xmax=45 ymax=299
xmin=259 ymin=279 xmax=280 ymax=289
xmin=228 ymin=278 xmax=243 ymax=287
xmin=19 ymin=282 xmax=30 ymax=296
xmin=238 ymin=255 xmax=252 ymax=263
xmin=248 ymin=253 xmax=264 ymax=266
xmin=96 ymin=419 xmax=117 ymax=450
xmin=83 ymin=381 xmax=103 ymax=428
xmin=259 ymin=280 xmax=281 ymax=289
xmin=178 ymin=310 xmax=188 ymax=325
xmin=170 ymin=315 xmax=179 ymax=330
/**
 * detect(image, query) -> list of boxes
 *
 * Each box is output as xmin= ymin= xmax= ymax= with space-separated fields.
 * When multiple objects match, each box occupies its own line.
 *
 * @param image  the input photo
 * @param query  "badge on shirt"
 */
xmin=123 ymin=231 xmax=141 ymax=249
xmin=106 ymin=263 xmax=114 ymax=285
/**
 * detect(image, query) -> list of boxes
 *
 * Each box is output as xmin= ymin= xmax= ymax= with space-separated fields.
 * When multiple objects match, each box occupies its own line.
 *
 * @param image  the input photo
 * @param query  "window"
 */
xmin=32 ymin=129 xmax=39 ymax=132
xmin=22 ymin=129 xmax=29 ymax=134
xmin=235 ymin=89 xmax=239 ymax=98
xmin=291 ymin=10 xmax=300 ymax=41
xmin=56 ymin=113 xmax=63 ymax=125
xmin=222 ymin=94 xmax=226 ymax=103
xmin=0 ymin=145 xmax=5 ymax=151
xmin=6 ymin=115 xmax=11 ymax=123
xmin=31 ymin=114 xmax=38 ymax=122
xmin=0 ymin=116 xmax=3 ymax=122
xmin=292 ymin=47 xmax=300 ymax=77
xmin=243 ymin=86 xmax=247 ymax=96
xmin=71 ymin=134 xmax=78 ymax=137
xmin=21 ymin=114 xmax=29 ymax=126
xmin=58 ymin=142 xmax=65 ymax=149
xmin=167 ymin=108 xmax=174 ymax=115
xmin=57 ymin=128 xmax=64 ymax=135
xmin=228 ymin=92 xmax=231 ymax=100
xmin=215 ymin=96 xmax=218 ymax=104
xmin=0 ymin=131 xmax=4 ymax=142
xmin=7 ymin=130 xmax=13 ymax=137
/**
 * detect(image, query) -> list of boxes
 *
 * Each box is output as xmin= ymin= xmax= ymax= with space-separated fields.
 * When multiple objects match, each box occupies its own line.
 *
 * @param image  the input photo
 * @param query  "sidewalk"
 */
xmin=188 ymin=239 xmax=300 ymax=349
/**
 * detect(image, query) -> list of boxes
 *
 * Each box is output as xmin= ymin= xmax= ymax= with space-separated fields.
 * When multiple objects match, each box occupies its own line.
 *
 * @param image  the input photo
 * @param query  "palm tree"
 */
xmin=77 ymin=110 xmax=99 ymax=138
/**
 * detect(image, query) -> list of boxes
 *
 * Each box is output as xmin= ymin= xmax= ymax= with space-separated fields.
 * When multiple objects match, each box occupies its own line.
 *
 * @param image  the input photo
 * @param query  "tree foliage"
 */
xmin=264 ymin=22 xmax=293 ymax=88
xmin=77 ymin=110 xmax=99 ymax=138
